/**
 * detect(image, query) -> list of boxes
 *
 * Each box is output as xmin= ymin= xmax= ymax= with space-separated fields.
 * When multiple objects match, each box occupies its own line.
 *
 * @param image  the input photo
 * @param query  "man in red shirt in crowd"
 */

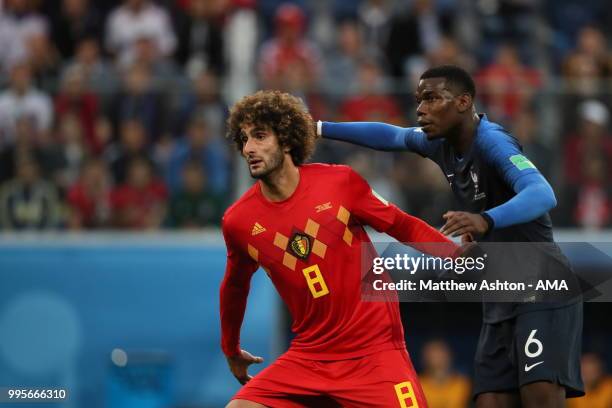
xmin=220 ymin=90 xmax=459 ymax=407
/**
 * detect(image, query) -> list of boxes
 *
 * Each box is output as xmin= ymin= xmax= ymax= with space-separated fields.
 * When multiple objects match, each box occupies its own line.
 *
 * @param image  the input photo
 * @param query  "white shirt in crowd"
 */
xmin=0 ymin=88 xmax=53 ymax=147
xmin=105 ymin=1 xmax=177 ymax=63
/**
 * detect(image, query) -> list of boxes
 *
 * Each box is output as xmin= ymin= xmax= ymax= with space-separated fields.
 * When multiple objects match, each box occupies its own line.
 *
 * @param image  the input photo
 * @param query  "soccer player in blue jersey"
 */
xmin=319 ymin=65 xmax=584 ymax=408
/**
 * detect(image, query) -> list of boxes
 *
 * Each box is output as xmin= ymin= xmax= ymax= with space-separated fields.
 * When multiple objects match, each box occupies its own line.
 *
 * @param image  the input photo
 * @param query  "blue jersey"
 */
xmin=322 ymin=116 xmax=577 ymax=322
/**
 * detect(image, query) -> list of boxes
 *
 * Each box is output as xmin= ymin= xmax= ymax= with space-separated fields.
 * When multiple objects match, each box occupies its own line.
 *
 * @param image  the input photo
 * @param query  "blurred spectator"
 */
xmin=66 ymin=158 xmax=112 ymax=229
xmin=419 ymin=339 xmax=471 ymax=408
xmin=105 ymin=0 xmax=177 ymax=65
xmin=564 ymin=101 xmax=612 ymax=186
xmin=0 ymin=118 xmax=37 ymax=183
xmin=105 ymin=118 xmax=155 ymax=184
xmin=55 ymin=66 xmax=102 ymax=153
xmin=258 ymin=3 xmax=322 ymax=91
xmin=25 ymin=23 xmax=61 ymax=92
xmin=0 ymin=61 xmax=53 ymax=148
xmin=125 ymin=36 xmax=180 ymax=85
xmin=224 ymin=0 xmax=258 ymax=101
xmin=50 ymin=0 xmax=103 ymax=59
xmin=512 ymin=108 xmax=553 ymax=180
xmin=474 ymin=0 xmax=538 ymax=64
xmin=62 ymin=37 xmax=118 ymax=105
xmin=174 ymin=69 xmax=227 ymax=138
xmin=51 ymin=113 xmax=89 ymax=190
xmin=324 ymin=20 xmax=364 ymax=101
xmin=385 ymin=0 xmax=452 ymax=78
xmin=338 ymin=58 xmax=403 ymax=124
xmin=563 ymin=100 xmax=612 ymax=229
xmin=568 ymin=353 xmax=612 ymax=408
xmin=110 ymin=63 xmax=169 ymax=142
xmin=476 ymin=44 xmax=542 ymax=124
xmin=426 ymin=36 xmax=476 ymax=74
xmin=165 ymin=116 xmax=229 ymax=195
xmin=561 ymin=26 xmax=612 ymax=131
xmin=110 ymin=157 xmax=167 ymax=229
xmin=572 ymin=155 xmax=610 ymax=229
xmin=565 ymin=26 xmax=611 ymax=79
xmin=404 ymin=36 xmax=476 ymax=91
xmin=544 ymin=0 xmax=609 ymax=60
xmin=0 ymin=157 xmax=61 ymax=230
xmin=175 ymin=0 xmax=225 ymax=76
xmin=0 ymin=0 xmax=49 ymax=74
xmin=166 ymin=160 xmax=223 ymax=228
xmin=357 ymin=0 xmax=392 ymax=59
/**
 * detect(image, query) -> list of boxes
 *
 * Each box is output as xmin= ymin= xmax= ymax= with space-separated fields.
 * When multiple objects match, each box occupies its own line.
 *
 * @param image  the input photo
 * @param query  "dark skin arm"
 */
xmin=440 ymin=211 xmax=490 ymax=238
xmin=226 ymin=349 xmax=264 ymax=385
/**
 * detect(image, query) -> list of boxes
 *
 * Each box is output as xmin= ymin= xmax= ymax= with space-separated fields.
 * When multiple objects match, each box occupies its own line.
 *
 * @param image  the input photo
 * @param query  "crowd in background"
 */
xmin=0 ymin=0 xmax=610 ymax=230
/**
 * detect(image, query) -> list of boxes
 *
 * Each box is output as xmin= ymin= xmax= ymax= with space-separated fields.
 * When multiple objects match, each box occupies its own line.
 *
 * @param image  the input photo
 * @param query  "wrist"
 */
xmin=481 ymin=212 xmax=494 ymax=233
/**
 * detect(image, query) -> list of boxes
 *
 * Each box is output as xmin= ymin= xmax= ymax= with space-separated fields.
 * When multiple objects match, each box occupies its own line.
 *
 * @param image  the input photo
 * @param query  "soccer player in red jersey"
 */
xmin=220 ymin=90 xmax=457 ymax=408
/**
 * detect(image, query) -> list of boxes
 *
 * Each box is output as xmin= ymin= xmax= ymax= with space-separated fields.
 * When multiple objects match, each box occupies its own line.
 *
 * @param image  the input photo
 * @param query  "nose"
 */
xmin=416 ymin=101 xmax=427 ymax=119
xmin=243 ymin=136 xmax=255 ymax=156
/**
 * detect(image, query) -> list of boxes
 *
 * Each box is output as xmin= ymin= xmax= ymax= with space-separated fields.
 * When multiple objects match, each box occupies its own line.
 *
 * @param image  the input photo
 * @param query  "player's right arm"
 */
xmin=220 ymin=216 xmax=263 ymax=384
xmin=318 ymin=120 xmax=438 ymax=157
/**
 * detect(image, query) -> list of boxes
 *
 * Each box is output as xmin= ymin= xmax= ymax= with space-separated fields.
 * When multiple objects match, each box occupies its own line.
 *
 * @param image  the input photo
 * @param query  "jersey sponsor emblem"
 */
xmin=315 ymin=202 xmax=333 ymax=213
xmin=524 ymin=361 xmax=544 ymax=372
xmin=510 ymin=154 xmax=536 ymax=170
xmin=289 ymin=232 xmax=311 ymax=259
xmin=251 ymin=222 xmax=266 ymax=235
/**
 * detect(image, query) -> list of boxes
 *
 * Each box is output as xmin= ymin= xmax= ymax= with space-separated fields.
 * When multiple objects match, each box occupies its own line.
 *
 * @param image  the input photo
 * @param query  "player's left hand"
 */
xmin=226 ymin=349 xmax=264 ymax=385
xmin=440 ymin=211 xmax=489 ymax=238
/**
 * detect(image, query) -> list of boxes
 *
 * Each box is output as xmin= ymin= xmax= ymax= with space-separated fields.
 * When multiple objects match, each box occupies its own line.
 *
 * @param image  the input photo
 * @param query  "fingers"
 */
xmin=237 ymin=374 xmax=253 ymax=385
xmin=242 ymin=350 xmax=264 ymax=364
xmin=449 ymin=226 xmax=474 ymax=238
xmin=440 ymin=214 xmax=463 ymax=235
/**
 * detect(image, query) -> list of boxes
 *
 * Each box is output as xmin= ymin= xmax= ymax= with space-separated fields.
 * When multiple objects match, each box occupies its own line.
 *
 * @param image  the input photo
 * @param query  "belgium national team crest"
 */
xmin=289 ymin=232 xmax=311 ymax=260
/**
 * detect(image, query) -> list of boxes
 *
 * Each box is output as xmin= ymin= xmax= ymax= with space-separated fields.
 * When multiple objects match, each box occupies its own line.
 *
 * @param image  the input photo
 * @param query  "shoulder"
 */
xmin=301 ymin=162 xmax=352 ymax=174
xmin=222 ymin=184 xmax=259 ymax=227
xmin=475 ymin=118 xmax=519 ymax=150
xmin=474 ymin=117 xmax=522 ymax=162
xmin=300 ymin=162 xmax=357 ymax=182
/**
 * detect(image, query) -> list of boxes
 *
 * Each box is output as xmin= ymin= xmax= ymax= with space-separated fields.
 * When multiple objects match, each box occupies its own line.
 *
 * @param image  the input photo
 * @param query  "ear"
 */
xmin=456 ymin=94 xmax=472 ymax=114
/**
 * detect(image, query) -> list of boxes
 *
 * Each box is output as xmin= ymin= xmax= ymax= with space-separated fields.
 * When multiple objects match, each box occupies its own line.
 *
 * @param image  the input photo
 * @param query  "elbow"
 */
xmin=543 ymin=184 xmax=557 ymax=211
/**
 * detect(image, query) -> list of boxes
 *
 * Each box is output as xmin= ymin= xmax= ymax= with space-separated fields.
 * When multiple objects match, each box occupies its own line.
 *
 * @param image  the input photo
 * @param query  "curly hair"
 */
xmin=226 ymin=90 xmax=318 ymax=166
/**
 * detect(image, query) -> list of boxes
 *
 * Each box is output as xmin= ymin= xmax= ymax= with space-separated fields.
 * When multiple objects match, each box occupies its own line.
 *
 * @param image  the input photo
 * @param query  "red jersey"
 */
xmin=220 ymin=164 xmax=453 ymax=360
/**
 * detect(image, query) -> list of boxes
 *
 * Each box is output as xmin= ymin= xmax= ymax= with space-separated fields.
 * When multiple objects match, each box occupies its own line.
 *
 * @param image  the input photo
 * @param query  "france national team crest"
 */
xmin=470 ymin=166 xmax=486 ymax=201
xmin=290 ymin=232 xmax=311 ymax=260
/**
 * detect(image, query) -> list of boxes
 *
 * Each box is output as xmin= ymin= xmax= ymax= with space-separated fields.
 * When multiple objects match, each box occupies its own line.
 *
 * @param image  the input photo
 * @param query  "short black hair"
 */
xmin=420 ymin=65 xmax=476 ymax=99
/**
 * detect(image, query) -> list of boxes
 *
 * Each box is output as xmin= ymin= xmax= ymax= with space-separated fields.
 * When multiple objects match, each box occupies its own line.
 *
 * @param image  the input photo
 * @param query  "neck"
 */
xmin=260 ymin=159 xmax=300 ymax=202
xmin=449 ymin=110 xmax=480 ymax=155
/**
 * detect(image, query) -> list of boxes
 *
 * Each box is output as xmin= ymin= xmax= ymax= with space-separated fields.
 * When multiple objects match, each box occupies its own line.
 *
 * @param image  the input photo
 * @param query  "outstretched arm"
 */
xmin=319 ymin=121 xmax=438 ymax=157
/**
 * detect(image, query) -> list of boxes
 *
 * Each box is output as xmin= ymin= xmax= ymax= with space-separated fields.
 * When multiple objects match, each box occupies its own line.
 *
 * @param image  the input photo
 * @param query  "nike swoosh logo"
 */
xmin=524 ymin=361 xmax=544 ymax=372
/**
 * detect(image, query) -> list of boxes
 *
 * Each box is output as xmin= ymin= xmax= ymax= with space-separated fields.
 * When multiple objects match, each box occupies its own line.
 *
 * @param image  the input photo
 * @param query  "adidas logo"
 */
xmin=251 ymin=222 xmax=266 ymax=235
xmin=315 ymin=202 xmax=333 ymax=213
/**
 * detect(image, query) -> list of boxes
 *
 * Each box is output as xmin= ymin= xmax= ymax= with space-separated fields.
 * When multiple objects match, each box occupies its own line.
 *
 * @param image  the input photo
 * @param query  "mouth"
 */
xmin=418 ymin=122 xmax=433 ymax=133
xmin=248 ymin=158 xmax=263 ymax=168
